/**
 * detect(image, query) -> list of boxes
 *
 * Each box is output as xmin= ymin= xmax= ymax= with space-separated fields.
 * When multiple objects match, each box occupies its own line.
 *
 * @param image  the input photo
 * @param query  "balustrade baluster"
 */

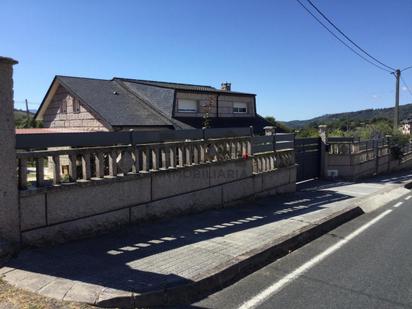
xmin=193 ymin=144 xmax=199 ymax=165
xmin=52 ymin=155 xmax=61 ymax=185
xmin=95 ymin=152 xmax=105 ymax=178
xmin=259 ymin=156 xmax=264 ymax=172
xmin=213 ymin=143 xmax=218 ymax=162
xmin=169 ymin=145 xmax=176 ymax=169
xmin=69 ymin=154 xmax=77 ymax=182
xmin=82 ymin=153 xmax=91 ymax=180
xmin=178 ymin=144 xmax=184 ymax=167
xmin=199 ymin=143 xmax=205 ymax=163
xmin=151 ymin=146 xmax=159 ymax=171
xmin=133 ymin=148 xmax=140 ymax=173
xmin=185 ymin=143 xmax=192 ymax=166
xmin=109 ymin=151 xmax=118 ymax=177
xmin=161 ymin=146 xmax=167 ymax=170
xmin=247 ymin=139 xmax=252 ymax=156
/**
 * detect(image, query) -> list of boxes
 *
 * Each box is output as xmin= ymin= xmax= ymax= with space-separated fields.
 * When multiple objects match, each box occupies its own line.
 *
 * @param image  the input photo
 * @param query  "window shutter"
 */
xmin=178 ymin=99 xmax=198 ymax=112
xmin=233 ymin=102 xmax=247 ymax=113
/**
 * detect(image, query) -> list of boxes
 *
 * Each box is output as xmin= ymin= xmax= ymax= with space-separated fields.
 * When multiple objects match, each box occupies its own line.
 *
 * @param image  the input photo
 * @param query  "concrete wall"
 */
xmin=19 ymin=159 xmax=296 ymax=246
xmin=327 ymin=151 xmax=412 ymax=180
xmin=43 ymin=85 xmax=109 ymax=131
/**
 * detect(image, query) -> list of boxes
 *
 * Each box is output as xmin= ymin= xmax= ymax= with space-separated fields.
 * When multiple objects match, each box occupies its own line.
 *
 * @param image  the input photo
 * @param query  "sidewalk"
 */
xmin=1 ymin=170 xmax=412 ymax=308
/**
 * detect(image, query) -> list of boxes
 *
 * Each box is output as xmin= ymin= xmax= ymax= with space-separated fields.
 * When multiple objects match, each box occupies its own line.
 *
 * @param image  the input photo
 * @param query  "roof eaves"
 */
xmin=34 ymin=76 xmax=59 ymax=120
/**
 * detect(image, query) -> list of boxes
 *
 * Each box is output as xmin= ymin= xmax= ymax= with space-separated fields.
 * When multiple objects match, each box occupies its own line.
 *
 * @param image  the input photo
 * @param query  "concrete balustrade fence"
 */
xmin=17 ymin=137 xmax=295 ymax=246
xmin=326 ymin=137 xmax=412 ymax=180
xmin=16 ymin=136 xmax=252 ymax=189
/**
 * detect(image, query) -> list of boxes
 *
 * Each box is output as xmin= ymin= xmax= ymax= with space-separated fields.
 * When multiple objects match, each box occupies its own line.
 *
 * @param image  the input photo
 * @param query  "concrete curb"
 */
xmin=96 ymin=206 xmax=364 ymax=308
xmin=356 ymin=184 xmax=411 ymax=213
xmin=97 ymin=181 xmax=412 ymax=308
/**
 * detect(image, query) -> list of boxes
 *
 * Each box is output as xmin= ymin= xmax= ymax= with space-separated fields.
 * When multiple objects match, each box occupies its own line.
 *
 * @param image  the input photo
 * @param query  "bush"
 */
xmin=389 ymin=133 xmax=411 ymax=160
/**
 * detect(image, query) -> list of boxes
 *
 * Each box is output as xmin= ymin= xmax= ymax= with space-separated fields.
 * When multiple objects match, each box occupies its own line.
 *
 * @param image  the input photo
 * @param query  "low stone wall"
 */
xmin=327 ymin=150 xmax=412 ymax=180
xmin=19 ymin=158 xmax=296 ymax=246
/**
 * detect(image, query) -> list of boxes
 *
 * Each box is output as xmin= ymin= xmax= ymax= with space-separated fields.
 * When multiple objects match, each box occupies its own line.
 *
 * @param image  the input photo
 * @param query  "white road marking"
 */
xmin=238 ymin=209 xmax=393 ymax=309
xmin=393 ymin=202 xmax=403 ymax=208
xmin=405 ymin=196 xmax=411 ymax=201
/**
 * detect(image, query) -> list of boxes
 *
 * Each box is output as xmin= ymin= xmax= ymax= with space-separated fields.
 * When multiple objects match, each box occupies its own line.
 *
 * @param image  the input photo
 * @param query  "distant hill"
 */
xmin=14 ymin=109 xmax=34 ymax=119
xmin=284 ymin=103 xmax=412 ymax=128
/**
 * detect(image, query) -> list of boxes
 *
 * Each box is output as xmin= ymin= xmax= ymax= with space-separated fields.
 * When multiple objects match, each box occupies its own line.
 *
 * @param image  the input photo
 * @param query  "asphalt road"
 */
xmin=193 ymin=193 xmax=412 ymax=309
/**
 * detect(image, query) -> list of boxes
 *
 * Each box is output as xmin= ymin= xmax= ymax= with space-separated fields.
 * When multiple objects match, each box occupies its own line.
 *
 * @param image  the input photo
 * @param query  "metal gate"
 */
xmin=295 ymin=137 xmax=321 ymax=182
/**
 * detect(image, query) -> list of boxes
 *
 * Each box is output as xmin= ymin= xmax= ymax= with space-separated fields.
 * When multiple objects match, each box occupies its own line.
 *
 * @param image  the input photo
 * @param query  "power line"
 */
xmin=401 ymin=66 xmax=412 ymax=72
xmin=401 ymin=75 xmax=412 ymax=97
xmin=295 ymin=0 xmax=393 ymax=73
xmin=305 ymin=0 xmax=396 ymax=72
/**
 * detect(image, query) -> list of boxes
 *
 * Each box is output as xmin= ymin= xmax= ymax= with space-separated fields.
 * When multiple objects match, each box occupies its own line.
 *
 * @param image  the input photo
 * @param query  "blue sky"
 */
xmin=1 ymin=0 xmax=411 ymax=121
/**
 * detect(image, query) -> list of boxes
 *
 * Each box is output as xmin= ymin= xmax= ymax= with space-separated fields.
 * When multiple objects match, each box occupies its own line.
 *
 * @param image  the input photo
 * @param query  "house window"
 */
xmin=233 ymin=102 xmax=247 ymax=113
xmin=73 ymin=98 xmax=80 ymax=114
xmin=178 ymin=99 xmax=198 ymax=113
xmin=61 ymin=97 xmax=68 ymax=113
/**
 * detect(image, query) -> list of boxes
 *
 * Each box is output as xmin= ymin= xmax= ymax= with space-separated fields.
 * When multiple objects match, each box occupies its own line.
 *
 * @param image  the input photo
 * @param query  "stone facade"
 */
xmin=42 ymin=85 xmax=109 ymax=131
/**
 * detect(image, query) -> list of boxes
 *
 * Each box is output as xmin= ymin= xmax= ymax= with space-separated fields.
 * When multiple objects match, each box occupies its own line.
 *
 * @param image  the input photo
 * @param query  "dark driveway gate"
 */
xmin=295 ymin=137 xmax=321 ymax=182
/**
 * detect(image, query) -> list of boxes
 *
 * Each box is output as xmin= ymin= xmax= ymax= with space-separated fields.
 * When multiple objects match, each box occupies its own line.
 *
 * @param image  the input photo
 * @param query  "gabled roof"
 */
xmin=36 ymin=76 xmax=177 ymax=128
xmin=36 ymin=75 xmax=265 ymax=131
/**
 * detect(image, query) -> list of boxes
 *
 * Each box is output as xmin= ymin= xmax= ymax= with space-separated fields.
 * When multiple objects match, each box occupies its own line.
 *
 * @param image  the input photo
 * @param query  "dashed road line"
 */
xmin=393 ymin=202 xmax=403 ymax=208
xmin=405 ymin=196 xmax=411 ymax=201
xmin=238 ymin=209 xmax=393 ymax=309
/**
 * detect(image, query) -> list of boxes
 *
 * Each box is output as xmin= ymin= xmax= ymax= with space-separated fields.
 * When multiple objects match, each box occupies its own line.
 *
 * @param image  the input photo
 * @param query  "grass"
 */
xmin=0 ymin=277 xmax=94 ymax=309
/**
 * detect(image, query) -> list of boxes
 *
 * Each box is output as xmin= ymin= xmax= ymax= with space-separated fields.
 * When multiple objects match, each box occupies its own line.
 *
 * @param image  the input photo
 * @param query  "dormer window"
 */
xmin=233 ymin=102 xmax=247 ymax=113
xmin=178 ymin=99 xmax=198 ymax=113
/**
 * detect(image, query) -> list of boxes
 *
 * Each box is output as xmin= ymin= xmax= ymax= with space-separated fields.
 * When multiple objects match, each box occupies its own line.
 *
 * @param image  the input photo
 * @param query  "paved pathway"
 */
xmin=1 ymin=171 xmax=412 ymax=306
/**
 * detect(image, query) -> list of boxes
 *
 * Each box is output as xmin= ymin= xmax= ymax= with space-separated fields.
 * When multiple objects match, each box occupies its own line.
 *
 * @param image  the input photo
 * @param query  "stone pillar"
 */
xmin=264 ymin=126 xmax=275 ymax=136
xmin=318 ymin=125 xmax=328 ymax=178
xmin=0 ymin=56 xmax=20 ymax=248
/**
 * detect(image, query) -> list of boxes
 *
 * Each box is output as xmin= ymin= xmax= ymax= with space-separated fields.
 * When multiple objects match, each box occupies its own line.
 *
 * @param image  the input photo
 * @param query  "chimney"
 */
xmin=221 ymin=82 xmax=231 ymax=91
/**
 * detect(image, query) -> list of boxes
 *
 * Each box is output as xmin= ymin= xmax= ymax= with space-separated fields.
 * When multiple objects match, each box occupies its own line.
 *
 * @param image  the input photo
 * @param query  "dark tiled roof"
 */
xmin=118 ymin=80 xmax=175 ymax=118
xmin=116 ymin=78 xmax=215 ymax=92
xmin=43 ymin=76 xmax=263 ymax=130
xmin=173 ymin=115 xmax=274 ymax=134
xmin=56 ymin=76 xmax=174 ymax=127
xmin=115 ymin=78 xmax=255 ymax=95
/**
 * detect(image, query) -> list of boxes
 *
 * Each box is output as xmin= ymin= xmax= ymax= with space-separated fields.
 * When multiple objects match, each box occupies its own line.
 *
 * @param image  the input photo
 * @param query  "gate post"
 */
xmin=0 ymin=56 xmax=20 ymax=252
xmin=264 ymin=126 xmax=276 ymax=136
xmin=319 ymin=125 xmax=328 ymax=178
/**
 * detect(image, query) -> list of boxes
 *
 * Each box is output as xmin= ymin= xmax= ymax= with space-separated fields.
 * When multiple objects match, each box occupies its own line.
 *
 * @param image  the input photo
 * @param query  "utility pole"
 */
xmin=394 ymin=69 xmax=401 ymax=133
xmin=25 ymin=99 xmax=30 ymax=119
